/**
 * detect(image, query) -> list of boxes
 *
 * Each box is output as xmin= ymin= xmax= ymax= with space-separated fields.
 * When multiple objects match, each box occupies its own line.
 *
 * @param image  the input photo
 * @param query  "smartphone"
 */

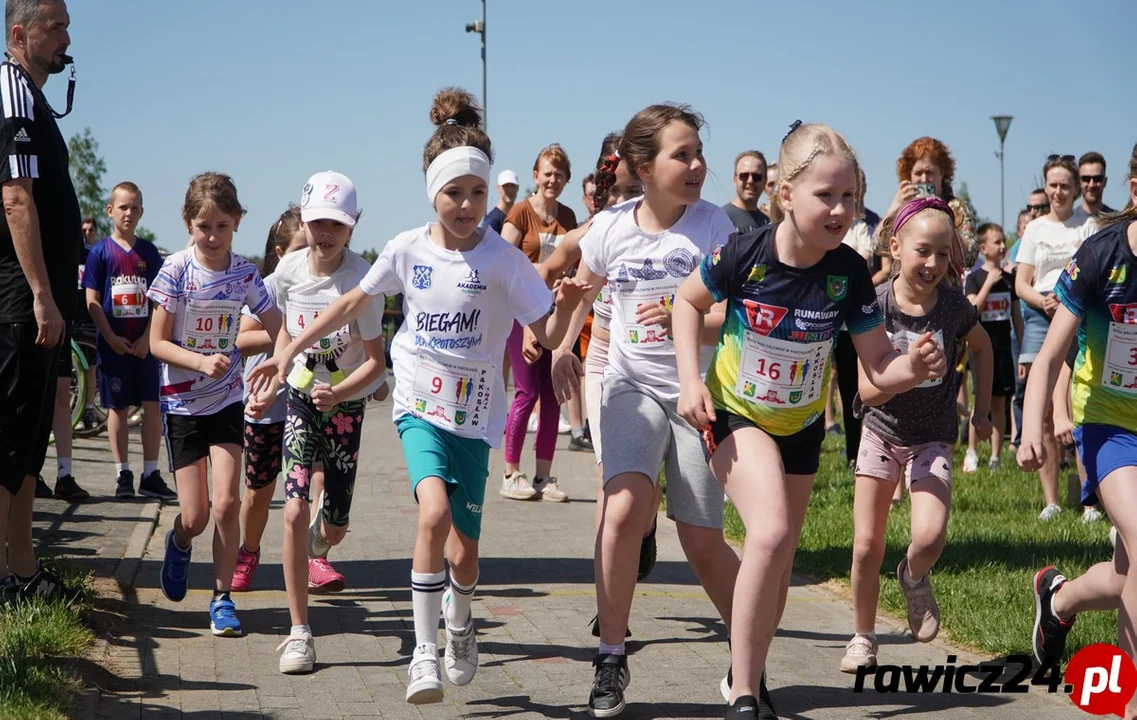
xmin=915 ymin=183 xmax=936 ymax=198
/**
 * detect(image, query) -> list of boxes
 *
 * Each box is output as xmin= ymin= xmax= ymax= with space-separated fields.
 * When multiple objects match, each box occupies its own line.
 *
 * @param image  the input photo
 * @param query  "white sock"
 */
xmin=57 ymin=457 xmax=71 ymax=479
xmin=291 ymin=624 xmax=311 ymax=637
xmin=143 ymin=460 xmax=158 ymax=477
xmin=411 ymin=570 xmax=445 ymax=650
xmin=116 ymin=462 xmax=131 ymax=475
xmin=445 ymin=573 xmax=477 ymax=629
xmin=855 ymin=631 xmax=877 ymax=644
xmin=599 ymin=641 xmax=625 ymax=656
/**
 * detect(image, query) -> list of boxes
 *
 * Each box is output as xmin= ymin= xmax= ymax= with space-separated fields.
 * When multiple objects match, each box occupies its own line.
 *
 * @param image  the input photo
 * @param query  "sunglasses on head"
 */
xmin=1081 ymin=174 xmax=1105 ymax=184
xmin=1047 ymin=154 xmax=1076 ymax=164
xmin=738 ymin=172 xmax=765 ymax=183
xmin=1027 ymin=203 xmax=1050 ymax=213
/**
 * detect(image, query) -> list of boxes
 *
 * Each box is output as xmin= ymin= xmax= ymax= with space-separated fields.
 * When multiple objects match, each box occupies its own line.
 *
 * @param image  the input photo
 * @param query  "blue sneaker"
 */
xmin=160 ymin=529 xmax=191 ymax=602
xmin=209 ymin=593 xmax=243 ymax=637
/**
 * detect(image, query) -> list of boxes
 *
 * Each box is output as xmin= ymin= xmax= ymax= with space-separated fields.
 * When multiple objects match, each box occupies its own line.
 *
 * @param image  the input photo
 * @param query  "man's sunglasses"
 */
xmin=1047 ymin=154 xmax=1076 ymax=164
xmin=1081 ymin=174 xmax=1105 ymax=184
xmin=1026 ymin=203 xmax=1050 ymax=213
xmin=737 ymin=172 xmax=765 ymax=183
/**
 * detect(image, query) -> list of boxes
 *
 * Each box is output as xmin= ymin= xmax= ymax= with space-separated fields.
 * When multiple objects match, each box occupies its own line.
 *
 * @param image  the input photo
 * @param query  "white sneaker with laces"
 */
xmin=1039 ymin=503 xmax=1062 ymax=521
xmin=533 ymin=476 xmax=567 ymax=503
xmin=500 ymin=471 xmax=537 ymax=500
xmin=277 ymin=631 xmax=316 ymax=674
xmin=308 ymin=490 xmax=332 ymax=558
xmin=962 ymin=449 xmax=979 ymax=473
xmin=406 ymin=646 xmax=444 ymax=704
xmin=1082 ymin=507 xmax=1104 ymax=524
xmin=441 ymin=590 xmax=478 ymax=685
xmin=840 ymin=635 xmax=879 ymax=673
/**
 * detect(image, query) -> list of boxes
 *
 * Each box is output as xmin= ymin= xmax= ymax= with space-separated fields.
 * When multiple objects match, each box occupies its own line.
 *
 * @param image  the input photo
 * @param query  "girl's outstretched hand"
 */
xmin=551 ymin=347 xmax=584 ymax=404
xmin=555 ymin=277 xmax=592 ymax=310
xmin=908 ymin=331 xmax=947 ymax=381
xmin=677 ymin=379 xmax=716 ymax=430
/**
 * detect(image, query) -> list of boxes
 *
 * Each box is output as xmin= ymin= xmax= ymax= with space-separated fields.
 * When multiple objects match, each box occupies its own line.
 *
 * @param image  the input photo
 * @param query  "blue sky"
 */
xmin=60 ymin=0 xmax=1136 ymax=257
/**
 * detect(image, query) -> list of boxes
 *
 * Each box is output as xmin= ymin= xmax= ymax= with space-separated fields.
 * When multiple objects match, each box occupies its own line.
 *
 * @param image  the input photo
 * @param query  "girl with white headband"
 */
xmin=252 ymin=87 xmax=588 ymax=704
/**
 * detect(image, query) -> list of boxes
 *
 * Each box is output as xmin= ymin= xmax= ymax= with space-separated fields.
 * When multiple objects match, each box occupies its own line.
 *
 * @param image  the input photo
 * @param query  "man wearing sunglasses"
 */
xmin=1078 ymin=151 xmax=1114 ymax=217
xmin=723 ymin=150 xmax=770 ymax=234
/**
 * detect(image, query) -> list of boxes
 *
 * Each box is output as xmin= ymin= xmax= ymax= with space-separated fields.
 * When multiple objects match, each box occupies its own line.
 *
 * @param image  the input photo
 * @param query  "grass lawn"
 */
xmin=723 ymin=434 xmax=1117 ymax=661
xmin=0 ymin=561 xmax=95 ymax=720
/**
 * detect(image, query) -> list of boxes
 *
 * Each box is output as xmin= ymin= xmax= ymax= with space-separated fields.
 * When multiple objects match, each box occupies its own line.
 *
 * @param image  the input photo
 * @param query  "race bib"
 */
xmin=887 ymin=329 xmax=945 ymax=388
xmin=181 ymin=298 xmax=240 ymax=354
xmin=111 ymin=278 xmax=148 ymax=319
xmin=411 ymin=353 xmax=493 ymax=435
xmin=981 ymin=292 xmax=1011 ymax=322
xmin=286 ymin=295 xmax=350 ymax=359
xmin=1102 ymin=321 xmax=1137 ymax=395
xmin=618 ymin=278 xmax=677 ymax=347
xmin=735 ymin=331 xmax=830 ymax=408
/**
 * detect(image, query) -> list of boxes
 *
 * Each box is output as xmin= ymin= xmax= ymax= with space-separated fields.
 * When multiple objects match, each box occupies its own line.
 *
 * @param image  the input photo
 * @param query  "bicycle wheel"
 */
xmin=72 ymin=334 xmax=109 ymax=438
xmin=68 ymin=340 xmax=85 ymax=430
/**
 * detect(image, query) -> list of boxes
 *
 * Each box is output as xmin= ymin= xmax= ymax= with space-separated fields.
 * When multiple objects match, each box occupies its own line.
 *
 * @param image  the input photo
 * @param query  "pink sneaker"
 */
xmin=308 ymin=557 xmax=346 ymax=593
xmin=231 ymin=546 xmax=260 ymax=592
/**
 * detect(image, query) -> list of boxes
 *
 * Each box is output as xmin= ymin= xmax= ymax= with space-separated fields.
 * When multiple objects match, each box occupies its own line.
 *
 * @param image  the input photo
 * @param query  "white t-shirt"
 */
xmin=147 ymin=249 xmax=274 ymax=416
xmin=579 ymin=198 xmax=733 ymax=401
xmin=242 ymin=275 xmax=288 ymax=425
xmin=359 ymin=224 xmax=552 ymax=446
xmin=1017 ymin=209 xmax=1099 ymax=293
xmin=842 ymin=220 xmax=874 ymax=258
xmin=273 ymin=248 xmax=386 ymax=401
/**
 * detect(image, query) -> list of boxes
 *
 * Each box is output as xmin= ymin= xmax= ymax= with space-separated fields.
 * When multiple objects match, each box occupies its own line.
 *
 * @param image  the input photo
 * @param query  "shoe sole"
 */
xmin=309 ymin=578 xmax=346 ymax=593
xmin=720 ymin=674 xmax=730 ymax=702
xmin=499 ymin=489 xmax=537 ymax=500
xmin=138 ymin=488 xmax=176 ymax=502
xmin=589 ymin=700 xmax=626 ymax=718
xmin=406 ymin=682 xmax=444 ymax=704
xmin=115 ymin=491 xmax=136 ymax=499
xmin=538 ymin=493 xmax=567 ymax=503
xmin=1032 ymin=567 xmax=1050 ymax=664
xmin=211 ymin=624 xmax=243 ymax=638
xmin=54 ymin=493 xmax=90 ymax=502
xmin=280 ymin=658 xmax=315 ymax=674
xmin=839 ymin=656 xmax=878 ymax=674
xmin=159 ymin=573 xmax=188 ymax=603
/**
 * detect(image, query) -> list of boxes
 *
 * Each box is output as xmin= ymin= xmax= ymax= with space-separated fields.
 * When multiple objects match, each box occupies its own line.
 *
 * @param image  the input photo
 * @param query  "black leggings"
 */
xmin=834 ymin=331 xmax=861 ymax=463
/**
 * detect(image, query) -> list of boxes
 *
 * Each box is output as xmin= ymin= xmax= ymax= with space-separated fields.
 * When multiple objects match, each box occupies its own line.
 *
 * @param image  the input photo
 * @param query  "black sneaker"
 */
xmin=588 ymin=653 xmax=630 ymax=718
xmin=34 ymin=475 xmax=52 ymax=499
xmin=726 ymin=695 xmax=757 ymax=719
xmin=81 ymin=407 xmax=100 ymax=431
xmin=590 ymin=614 xmax=631 ymax=638
xmin=637 ymin=521 xmax=657 ymax=581
xmin=0 ymin=574 xmax=18 ymax=610
xmin=568 ymin=433 xmax=594 ymax=452
xmin=53 ymin=475 xmax=90 ymax=503
xmin=722 ymin=667 xmax=776 ymax=719
xmin=139 ymin=471 xmax=177 ymax=503
xmin=115 ymin=471 xmax=135 ymax=499
xmin=1033 ymin=566 xmax=1075 ymax=666
xmin=19 ymin=565 xmax=68 ymax=603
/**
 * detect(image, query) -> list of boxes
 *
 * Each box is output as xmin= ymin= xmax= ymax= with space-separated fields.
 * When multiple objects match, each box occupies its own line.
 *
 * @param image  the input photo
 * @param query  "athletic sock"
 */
xmin=411 ymin=570 xmax=446 ymax=650
xmin=116 ymin=462 xmax=131 ymax=475
xmin=143 ymin=460 xmax=158 ymax=478
xmin=291 ymin=624 xmax=311 ymax=637
xmin=57 ymin=457 xmax=71 ymax=479
xmin=445 ymin=573 xmax=477 ymax=628
xmin=571 ymin=427 xmax=585 ymax=440
xmin=599 ymin=641 xmax=626 ymax=656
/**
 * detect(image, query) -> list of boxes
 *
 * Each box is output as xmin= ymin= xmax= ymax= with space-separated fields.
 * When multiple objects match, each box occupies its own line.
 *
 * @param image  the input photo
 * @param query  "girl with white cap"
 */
xmin=252 ymin=87 xmax=587 ymax=703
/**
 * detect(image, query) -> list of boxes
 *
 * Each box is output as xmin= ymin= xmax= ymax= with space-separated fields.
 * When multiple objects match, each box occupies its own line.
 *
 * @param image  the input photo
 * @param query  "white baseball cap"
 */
xmin=497 ymin=169 xmax=519 ymax=187
xmin=300 ymin=171 xmax=358 ymax=228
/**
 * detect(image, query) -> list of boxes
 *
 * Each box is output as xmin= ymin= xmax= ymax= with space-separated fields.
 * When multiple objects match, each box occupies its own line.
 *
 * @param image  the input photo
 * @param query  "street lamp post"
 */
xmin=992 ymin=115 xmax=1013 ymax=230
xmin=465 ymin=0 xmax=487 ymax=132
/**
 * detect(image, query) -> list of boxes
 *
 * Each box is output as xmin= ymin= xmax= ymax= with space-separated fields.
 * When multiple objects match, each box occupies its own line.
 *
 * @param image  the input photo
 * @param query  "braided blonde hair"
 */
xmin=769 ymin=124 xmax=861 ymax=223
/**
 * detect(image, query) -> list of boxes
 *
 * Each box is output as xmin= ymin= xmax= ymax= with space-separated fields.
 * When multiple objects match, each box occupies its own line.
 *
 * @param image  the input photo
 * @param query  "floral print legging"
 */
xmin=282 ymin=387 xmax=366 ymax=527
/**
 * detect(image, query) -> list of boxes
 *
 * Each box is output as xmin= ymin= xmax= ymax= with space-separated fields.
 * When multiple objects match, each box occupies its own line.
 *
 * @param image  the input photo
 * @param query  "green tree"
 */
xmin=68 ymin=127 xmax=110 ymax=237
xmin=135 ymin=226 xmax=157 ymax=243
xmin=360 ymin=248 xmax=378 ymax=264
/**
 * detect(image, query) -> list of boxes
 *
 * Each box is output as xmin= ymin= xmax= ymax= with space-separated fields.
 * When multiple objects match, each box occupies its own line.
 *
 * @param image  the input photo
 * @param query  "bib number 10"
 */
xmin=195 ymin=317 xmax=214 ymax=332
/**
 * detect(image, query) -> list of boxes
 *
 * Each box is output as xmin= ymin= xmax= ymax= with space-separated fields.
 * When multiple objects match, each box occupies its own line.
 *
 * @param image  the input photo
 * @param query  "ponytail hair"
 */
xmin=1098 ymin=143 xmax=1137 ymax=229
xmin=591 ymin=132 xmax=622 ymax=214
xmin=261 ymin=204 xmax=302 ymax=277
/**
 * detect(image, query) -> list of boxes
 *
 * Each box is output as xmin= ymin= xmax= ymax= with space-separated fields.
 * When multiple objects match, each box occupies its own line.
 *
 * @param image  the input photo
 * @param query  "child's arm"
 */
xmin=1052 ymin=361 xmax=1076 ymax=447
xmin=538 ymin=222 xmax=589 ymax=288
xmin=236 ymin=314 xmax=272 ymax=356
xmin=149 ymin=306 xmax=229 ymax=378
xmin=309 ymin=335 xmax=387 ymax=412
xmin=968 ymin=269 xmax=1001 ymax=312
xmin=131 ymin=315 xmax=152 ymax=359
xmin=966 ymin=323 xmax=994 ymax=440
xmin=1019 ymin=305 xmax=1079 ymax=470
xmin=851 ymin=324 xmax=946 ymax=395
xmin=857 ymin=357 xmax=895 ymax=407
xmin=1012 ymin=297 xmax=1025 ymax=345
xmin=255 ymin=287 xmax=371 ymax=385
xmin=84 ymin=288 xmax=132 ymax=356
xmin=547 ymin=264 xmax=604 ymax=404
xmin=673 ymin=271 xmax=717 ymax=428
xmin=529 ymin=276 xmax=594 ymax=353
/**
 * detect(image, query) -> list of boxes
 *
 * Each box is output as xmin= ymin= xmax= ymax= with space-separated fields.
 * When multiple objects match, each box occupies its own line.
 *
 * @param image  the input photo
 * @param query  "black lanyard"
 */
xmin=4 ymin=55 xmax=75 ymax=119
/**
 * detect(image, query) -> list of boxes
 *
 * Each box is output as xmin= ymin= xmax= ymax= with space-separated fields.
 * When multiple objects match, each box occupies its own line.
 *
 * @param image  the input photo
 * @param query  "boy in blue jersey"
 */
xmin=83 ymin=183 xmax=175 ymax=501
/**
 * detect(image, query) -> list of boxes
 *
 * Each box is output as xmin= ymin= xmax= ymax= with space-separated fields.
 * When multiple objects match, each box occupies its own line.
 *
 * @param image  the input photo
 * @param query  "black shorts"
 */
xmin=701 ymin=410 xmax=825 ymax=476
xmin=990 ymin=340 xmax=1016 ymax=398
xmin=163 ymin=402 xmax=245 ymax=472
xmin=0 ymin=322 xmax=64 ymax=491
xmin=244 ymin=420 xmax=284 ymax=489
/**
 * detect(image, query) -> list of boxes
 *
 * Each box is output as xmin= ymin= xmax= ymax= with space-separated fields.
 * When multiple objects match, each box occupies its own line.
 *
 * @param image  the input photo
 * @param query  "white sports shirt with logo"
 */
xmin=147 ymin=248 xmax=273 ymax=416
xmin=274 ymin=248 xmax=386 ymax=401
xmin=579 ymin=198 xmax=733 ymax=401
xmin=359 ymin=224 xmax=552 ymax=446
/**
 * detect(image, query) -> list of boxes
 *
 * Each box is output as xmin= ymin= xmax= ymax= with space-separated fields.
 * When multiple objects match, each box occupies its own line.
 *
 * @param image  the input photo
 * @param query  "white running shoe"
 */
xmin=558 ymin=416 xmax=572 ymax=434
xmin=839 ymin=635 xmax=879 ymax=673
xmin=1039 ymin=504 xmax=1062 ymax=521
xmin=308 ymin=490 xmax=332 ymax=558
xmin=406 ymin=646 xmax=444 ymax=704
xmin=500 ymin=471 xmax=537 ymax=500
xmin=527 ymin=415 xmax=538 ymax=433
xmin=962 ymin=449 xmax=979 ymax=474
xmin=277 ymin=631 xmax=316 ymax=674
xmin=534 ymin=476 xmax=568 ymax=503
xmin=443 ymin=622 xmax=478 ymax=685
xmin=1082 ymin=507 xmax=1104 ymax=524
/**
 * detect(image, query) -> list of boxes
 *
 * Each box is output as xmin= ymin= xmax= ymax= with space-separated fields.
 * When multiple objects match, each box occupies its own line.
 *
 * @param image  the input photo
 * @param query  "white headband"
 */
xmin=425 ymin=146 xmax=492 ymax=202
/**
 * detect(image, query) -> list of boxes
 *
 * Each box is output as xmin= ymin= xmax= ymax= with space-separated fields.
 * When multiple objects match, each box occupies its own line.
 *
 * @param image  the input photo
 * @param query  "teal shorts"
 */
xmin=396 ymin=414 xmax=491 ymax=541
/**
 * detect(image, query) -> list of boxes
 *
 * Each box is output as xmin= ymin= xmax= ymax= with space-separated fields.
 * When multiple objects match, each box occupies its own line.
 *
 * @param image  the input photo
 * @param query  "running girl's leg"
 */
xmin=173 ymin=460 xmax=211 ymax=544
xmin=240 ymin=421 xmax=283 ymax=555
xmin=595 ymin=472 xmax=656 ymax=644
xmin=209 ymin=443 xmax=244 ymax=594
xmin=850 ymin=475 xmax=898 ymax=636
xmin=533 ymin=351 xmax=560 ymax=479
